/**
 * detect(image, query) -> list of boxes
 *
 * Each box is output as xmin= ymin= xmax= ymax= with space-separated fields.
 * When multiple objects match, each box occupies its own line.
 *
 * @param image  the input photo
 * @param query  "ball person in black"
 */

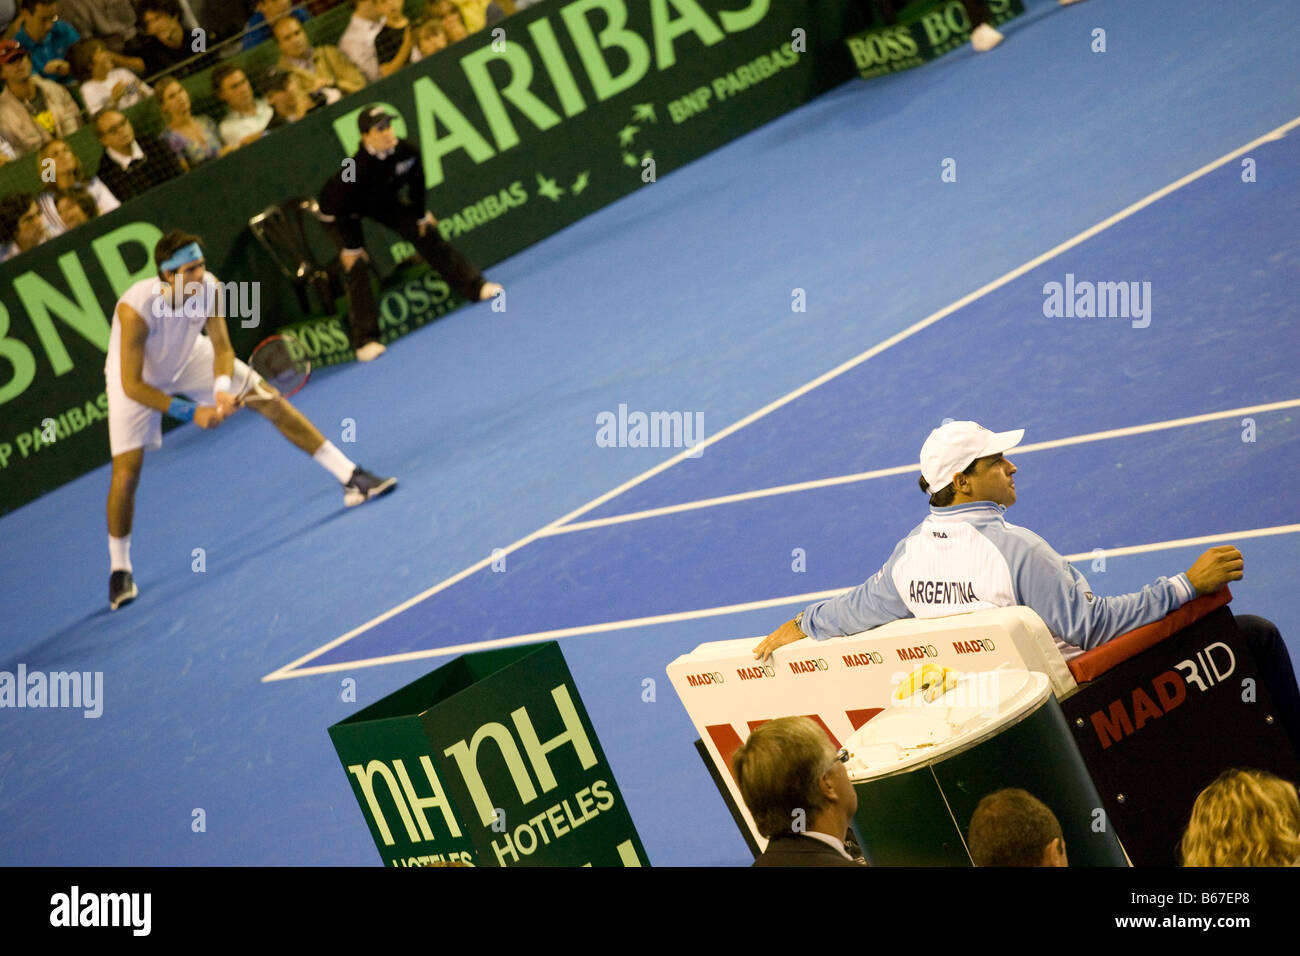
xmin=317 ymin=105 xmax=503 ymax=361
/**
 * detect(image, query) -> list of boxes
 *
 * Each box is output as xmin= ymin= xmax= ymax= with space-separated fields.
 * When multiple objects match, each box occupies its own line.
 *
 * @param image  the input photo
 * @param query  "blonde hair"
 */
xmin=732 ymin=716 xmax=833 ymax=837
xmin=1180 ymin=769 xmax=1300 ymax=867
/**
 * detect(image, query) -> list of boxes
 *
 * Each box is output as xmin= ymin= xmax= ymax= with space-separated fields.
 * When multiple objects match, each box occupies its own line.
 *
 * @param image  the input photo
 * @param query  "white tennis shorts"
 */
xmin=107 ymin=335 xmax=260 ymax=456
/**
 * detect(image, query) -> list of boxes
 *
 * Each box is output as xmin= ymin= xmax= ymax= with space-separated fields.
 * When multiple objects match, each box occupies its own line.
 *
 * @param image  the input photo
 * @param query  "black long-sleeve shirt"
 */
xmin=317 ymin=138 xmax=427 ymax=248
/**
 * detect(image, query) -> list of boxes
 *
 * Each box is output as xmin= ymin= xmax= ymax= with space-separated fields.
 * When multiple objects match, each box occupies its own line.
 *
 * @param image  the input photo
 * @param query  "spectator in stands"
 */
xmin=0 ymin=134 xmax=16 ymax=163
xmin=263 ymin=68 xmax=320 ymax=130
xmin=731 ymin=716 xmax=863 ymax=867
xmin=374 ymin=0 xmax=411 ymax=78
xmin=57 ymin=0 xmax=142 ymax=59
xmin=273 ymin=14 xmax=365 ymax=104
xmin=156 ymin=74 xmax=231 ymax=168
xmin=183 ymin=0 xmax=248 ymax=46
xmin=450 ymin=0 xmax=506 ymax=34
xmin=12 ymin=0 xmax=78 ymax=86
xmin=408 ymin=16 xmax=447 ymax=63
xmin=93 ymin=107 xmax=186 ymax=202
xmin=1181 ymin=769 xmax=1300 ymax=867
xmin=52 ymin=183 xmax=96 ymax=228
xmin=212 ymin=63 xmax=272 ymax=148
xmin=138 ymin=0 xmax=198 ymax=78
xmin=0 ymin=38 xmax=79 ymax=155
xmin=338 ymin=0 xmax=387 ymax=85
xmin=968 ymin=789 xmax=1069 ymax=867
xmin=431 ymin=2 xmax=468 ymax=45
xmin=69 ymin=38 xmax=153 ymax=114
xmin=0 ymin=190 xmax=49 ymax=261
xmin=242 ymin=0 xmax=310 ymax=52
xmin=35 ymin=136 xmax=118 ymax=235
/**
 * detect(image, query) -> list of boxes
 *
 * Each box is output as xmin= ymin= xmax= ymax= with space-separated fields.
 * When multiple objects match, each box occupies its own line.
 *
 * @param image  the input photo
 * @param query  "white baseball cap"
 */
xmin=920 ymin=421 xmax=1024 ymax=494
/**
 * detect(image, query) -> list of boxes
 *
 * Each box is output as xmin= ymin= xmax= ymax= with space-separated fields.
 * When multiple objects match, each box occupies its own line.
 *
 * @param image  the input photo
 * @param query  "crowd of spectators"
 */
xmin=0 ymin=0 xmax=514 ymax=263
xmin=730 ymin=712 xmax=1300 ymax=867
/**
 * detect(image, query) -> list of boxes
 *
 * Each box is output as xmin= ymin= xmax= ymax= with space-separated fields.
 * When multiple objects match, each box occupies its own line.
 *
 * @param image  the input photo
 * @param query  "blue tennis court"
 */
xmin=2 ymin=0 xmax=1298 ymax=867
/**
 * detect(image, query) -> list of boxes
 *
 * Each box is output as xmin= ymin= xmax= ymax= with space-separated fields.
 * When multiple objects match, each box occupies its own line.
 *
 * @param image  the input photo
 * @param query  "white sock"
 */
xmin=109 ymin=534 xmax=132 ymax=572
xmin=313 ymin=440 xmax=357 ymax=484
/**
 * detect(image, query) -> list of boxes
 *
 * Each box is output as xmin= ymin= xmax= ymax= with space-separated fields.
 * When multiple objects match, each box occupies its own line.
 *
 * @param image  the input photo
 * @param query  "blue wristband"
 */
xmin=168 ymin=397 xmax=197 ymax=422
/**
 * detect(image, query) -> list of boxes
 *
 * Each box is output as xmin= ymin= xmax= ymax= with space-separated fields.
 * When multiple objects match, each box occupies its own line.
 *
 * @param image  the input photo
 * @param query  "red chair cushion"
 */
xmin=1067 ymin=587 xmax=1233 ymax=683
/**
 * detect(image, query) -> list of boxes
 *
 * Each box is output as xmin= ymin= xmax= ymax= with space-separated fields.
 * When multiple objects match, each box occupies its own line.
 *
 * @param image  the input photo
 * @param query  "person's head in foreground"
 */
xmin=0 ymin=192 xmax=48 ymax=254
xmin=968 ymin=788 xmax=1068 ymax=867
xmin=732 ymin=715 xmax=857 ymax=839
xmin=918 ymin=420 xmax=1023 ymax=508
xmin=1180 ymin=768 xmax=1300 ymax=867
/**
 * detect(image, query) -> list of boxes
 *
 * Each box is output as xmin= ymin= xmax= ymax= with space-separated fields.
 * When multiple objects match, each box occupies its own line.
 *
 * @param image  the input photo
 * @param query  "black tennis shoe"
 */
xmin=344 ymin=467 xmax=397 ymax=507
xmin=109 ymin=570 xmax=138 ymax=610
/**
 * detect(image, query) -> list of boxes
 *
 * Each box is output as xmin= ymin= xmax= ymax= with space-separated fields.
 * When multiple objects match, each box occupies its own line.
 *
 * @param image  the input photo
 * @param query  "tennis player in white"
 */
xmin=105 ymin=231 xmax=396 ymax=610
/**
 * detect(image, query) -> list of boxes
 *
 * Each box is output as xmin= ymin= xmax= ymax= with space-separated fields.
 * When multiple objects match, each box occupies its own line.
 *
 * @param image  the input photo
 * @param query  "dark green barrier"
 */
xmin=0 ymin=0 xmax=866 ymax=515
xmin=845 ymin=0 xmax=1024 ymax=78
xmin=329 ymin=641 xmax=648 ymax=866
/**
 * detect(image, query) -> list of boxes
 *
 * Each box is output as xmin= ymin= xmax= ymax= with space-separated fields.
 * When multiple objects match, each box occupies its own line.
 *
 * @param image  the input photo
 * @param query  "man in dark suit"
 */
xmin=732 ymin=716 xmax=864 ymax=867
xmin=93 ymin=108 xmax=186 ymax=202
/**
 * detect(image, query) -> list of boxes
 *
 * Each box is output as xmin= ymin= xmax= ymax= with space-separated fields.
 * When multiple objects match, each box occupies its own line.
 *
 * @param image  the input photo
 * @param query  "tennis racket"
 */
xmin=235 ymin=333 xmax=311 ymax=405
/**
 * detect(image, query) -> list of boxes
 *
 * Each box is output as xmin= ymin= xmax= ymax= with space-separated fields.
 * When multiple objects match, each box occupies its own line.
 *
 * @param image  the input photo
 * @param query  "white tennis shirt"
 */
xmin=104 ymin=274 xmax=219 ymax=389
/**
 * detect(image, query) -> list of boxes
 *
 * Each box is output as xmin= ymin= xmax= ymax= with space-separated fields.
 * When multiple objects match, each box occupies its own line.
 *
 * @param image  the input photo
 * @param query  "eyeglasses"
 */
xmin=821 ymin=748 xmax=851 ymax=775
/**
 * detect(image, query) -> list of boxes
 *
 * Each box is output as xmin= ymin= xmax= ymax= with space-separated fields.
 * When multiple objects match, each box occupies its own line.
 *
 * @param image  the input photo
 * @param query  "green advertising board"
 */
xmin=845 ymin=0 xmax=1025 ymax=78
xmin=329 ymin=641 xmax=647 ymax=866
xmin=0 ymin=0 xmax=868 ymax=515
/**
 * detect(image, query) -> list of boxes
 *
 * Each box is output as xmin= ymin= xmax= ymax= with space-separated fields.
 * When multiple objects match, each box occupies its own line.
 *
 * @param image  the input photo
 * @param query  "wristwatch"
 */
xmin=792 ymin=610 xmax=804 ymax=633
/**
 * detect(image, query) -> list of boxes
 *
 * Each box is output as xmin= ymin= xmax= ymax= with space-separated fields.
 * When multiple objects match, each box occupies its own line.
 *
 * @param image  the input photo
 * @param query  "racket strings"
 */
xmin=248 ymin=336 xmax=310 ymax=396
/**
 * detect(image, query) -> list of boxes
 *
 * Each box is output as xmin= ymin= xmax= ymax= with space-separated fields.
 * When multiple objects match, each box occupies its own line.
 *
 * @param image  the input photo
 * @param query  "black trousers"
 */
xmin=1236 ymin=614 xmax=1300 ymax=757
xmin=318 ymin=210 xmax=486 ymax=347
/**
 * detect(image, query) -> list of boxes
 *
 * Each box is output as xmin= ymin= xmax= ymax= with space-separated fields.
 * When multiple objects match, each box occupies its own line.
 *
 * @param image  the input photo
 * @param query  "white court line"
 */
xmin=262 ymin=523 xmax=1300 ymax=680
xmin=544 ymin=398 xmax=1300 ymax=536
xmin=262 ymin=114 xmax=1300 ymax=683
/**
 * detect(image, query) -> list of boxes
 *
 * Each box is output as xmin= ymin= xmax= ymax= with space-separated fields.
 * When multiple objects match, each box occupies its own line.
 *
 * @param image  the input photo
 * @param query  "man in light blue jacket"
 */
xmin=753 ymin=420 xmax=1300 ymax=751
